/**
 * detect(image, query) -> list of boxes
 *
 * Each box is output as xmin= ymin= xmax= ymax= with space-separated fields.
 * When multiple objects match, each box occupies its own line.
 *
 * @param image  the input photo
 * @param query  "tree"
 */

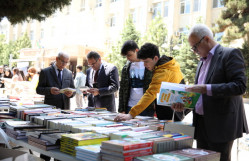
xmin=0 ymin=33 xmax=31 ymax=66
xmin=175 ymin=34 xmax=199 ymax=84
xmin=0 ymin=0 xmax=71 ymax=24
xmin=142 ymin=16 xmax=168 ymax=55
xmin=105 ymin=15 xmax=140 ymax=75
xmin=215 ymin=0 xmax=249 ymax=97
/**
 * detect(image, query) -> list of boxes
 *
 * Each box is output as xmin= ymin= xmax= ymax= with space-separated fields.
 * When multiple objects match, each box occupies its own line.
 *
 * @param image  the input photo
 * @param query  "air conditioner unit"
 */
xmin=148 ymin=7 xmax=154 ymax=13
xmin=175 ymin=31 xmax=180 ymax=37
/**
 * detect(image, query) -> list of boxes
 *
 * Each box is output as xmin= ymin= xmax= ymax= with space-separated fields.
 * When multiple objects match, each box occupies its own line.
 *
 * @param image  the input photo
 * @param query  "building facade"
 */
xmin=0 ymin=0 xmax=224 ymax=71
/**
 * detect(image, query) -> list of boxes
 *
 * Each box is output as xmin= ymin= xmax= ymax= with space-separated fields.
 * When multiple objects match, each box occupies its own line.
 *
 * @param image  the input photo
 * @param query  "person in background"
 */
xmin=85 ymin=51 xmax=119 ymax=112
xmin=0 ymin=66 xmax=4 ymax=88
xmin=115 ymin=42 xmax=184 ymax=121
xmin=171 ymin=24 xmax=248 ymax=161
xmin=26 ymin=67 xmax=39 ymax=90
xmin=4 ymin=68 xmax=13 ymax=79
xmin=36 ymin=52 xmax=75 ymax=110
xmin=118 ymin=40 xmax=154 ymax=117
xmin=74 ymin=65 xmax=86 ymax=108
xmin=12 ymin=68 xmax=23 ymax=82
xmin=19 ymin=70 xmax=25 ymax=81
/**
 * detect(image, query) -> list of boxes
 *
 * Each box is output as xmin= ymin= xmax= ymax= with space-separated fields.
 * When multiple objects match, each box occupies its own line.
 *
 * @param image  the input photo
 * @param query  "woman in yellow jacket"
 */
xmin=115 ymin=42 xmax=184 ymax=121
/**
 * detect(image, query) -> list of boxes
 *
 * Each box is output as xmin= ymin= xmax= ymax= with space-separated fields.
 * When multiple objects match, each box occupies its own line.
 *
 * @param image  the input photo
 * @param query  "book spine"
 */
xmin=123 ymin=148 xmax=152 ymax=156
xmin=123 ymin=142 xmax=153 ymax=151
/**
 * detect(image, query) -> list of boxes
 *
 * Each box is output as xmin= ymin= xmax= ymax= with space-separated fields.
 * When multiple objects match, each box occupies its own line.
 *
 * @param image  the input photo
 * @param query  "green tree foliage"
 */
xmin=215 ymin=0 xmax=249 ymax=97
xmin=240 ymin=41 xmax=249 ymax=97
xmin=0 ymin=0 xmax=71 ymax=24
xmin=175 ymin=34 xmax=199 ymax=84
xmin=0 ymin=33 xmax=31 ymax=66
xmin=105 ymin=15 xmax=140 ymax=75
xmin=142 ymin=16 xmax=168 ymax=55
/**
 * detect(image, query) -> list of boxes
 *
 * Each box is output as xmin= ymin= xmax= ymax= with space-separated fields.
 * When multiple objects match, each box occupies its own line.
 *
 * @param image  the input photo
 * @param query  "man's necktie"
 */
xmin=94 ymin=70 xmax=99 ymax=83
xmin=58 ymin=69 xmax=62 ymax=85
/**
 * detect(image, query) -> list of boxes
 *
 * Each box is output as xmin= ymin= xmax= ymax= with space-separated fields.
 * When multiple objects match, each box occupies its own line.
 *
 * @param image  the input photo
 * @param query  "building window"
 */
xmin=80 ymin=0 xmax=85 ymax=11
xmin=180 ymin=0 xmax=190 ymax=14
xmin=96 ymin=0 xmax=102 ymax=7
xmin=40 ymin=29 xmax=44 ymax=39
xmin=131 ymin=10 xmax=136 ymax=23
xmin=111 ymin=0 xmax=119 ymax=2
xmin=164 ymin=1 xmax=169 ymax=17
xmin=153 ymin=2 xmax=162 ymax=18
xmin=193 ymin=0 xmax=201 ymax=12
xmin=110 ymin=16 xmax=116 ymax=27
xmin=30 ymin=30 xmax=34 ymax=41
xmin=213 ymin=0 xmax=224 ymax=8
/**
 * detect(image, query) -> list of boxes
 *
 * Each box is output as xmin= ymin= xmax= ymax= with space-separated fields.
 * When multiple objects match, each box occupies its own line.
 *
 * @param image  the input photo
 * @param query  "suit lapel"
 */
xmin=97 ymin=65 xmax=105 ymax=82
xmin=62 ymin=69 xmax=67 ymax=85
xmin=195 ymin=61 xmax=203 ymax=84
xmin=205 ymin=45 xmax=222 ymax=83
xmin=50 ymin=65 xmax=61 ymax=87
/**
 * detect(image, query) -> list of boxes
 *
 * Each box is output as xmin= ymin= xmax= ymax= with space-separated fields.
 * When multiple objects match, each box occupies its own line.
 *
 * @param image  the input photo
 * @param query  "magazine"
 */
xmin=157 ymin=82 xmax=200 ymax=109
xmin=59 ymin=88 xmax=76 ymax=93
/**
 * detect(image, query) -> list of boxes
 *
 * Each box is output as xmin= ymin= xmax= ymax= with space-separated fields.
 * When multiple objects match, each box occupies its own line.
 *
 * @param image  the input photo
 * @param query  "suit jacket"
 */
xmin=85 ymin=62 xmax=119 ymax=112
xmin=193 ymin=45 xmax=248 ymax=143
xmin=36 ymin=65 xmax=75 ymax=109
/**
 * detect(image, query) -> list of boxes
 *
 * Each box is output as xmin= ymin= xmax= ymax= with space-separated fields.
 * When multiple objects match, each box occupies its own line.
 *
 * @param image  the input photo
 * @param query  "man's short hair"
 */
xmin=87 ymin=51 xmax=100 ymax=60
xmin=137 ymin=43 xmax=160 ymax=60
xmin=77 ymin=65 xmax=83 ymax=71
xmin=121 ymin=40 xmax=139 ymax=56
xmin=189 ymin=24 xmax=213 ymax=40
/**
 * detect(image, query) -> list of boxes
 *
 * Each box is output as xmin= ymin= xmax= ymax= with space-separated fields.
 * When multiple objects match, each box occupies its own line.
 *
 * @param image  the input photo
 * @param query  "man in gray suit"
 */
xmin=172 ymin=24 xmax=248 ymax=161
xmin=36 ymin=52 xmax=75 ymax=110
xmin=85 ymin=51 xmax=119 ymax=112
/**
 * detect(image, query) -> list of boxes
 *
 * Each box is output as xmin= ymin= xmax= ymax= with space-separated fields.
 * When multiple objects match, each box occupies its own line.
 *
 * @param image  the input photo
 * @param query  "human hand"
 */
xmin=50 ymin=87 xmax=60 ymax=95
xmin=171 ymin=102 xmax=185 ymax=112
xmin=114 ymin=113 xmax=133 ymax=122
xmin=87 ymin=88 xmax=99 ymax=96
xmin=64 ymin=91 xmax=73 ymax=97
xmin=186 ymin=84 xmax=207 ymax=94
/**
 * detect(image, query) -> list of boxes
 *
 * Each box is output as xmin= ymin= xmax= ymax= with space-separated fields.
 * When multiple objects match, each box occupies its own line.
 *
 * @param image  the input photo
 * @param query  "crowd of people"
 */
xmin=0 ymin=24 xmax=248 ymax=161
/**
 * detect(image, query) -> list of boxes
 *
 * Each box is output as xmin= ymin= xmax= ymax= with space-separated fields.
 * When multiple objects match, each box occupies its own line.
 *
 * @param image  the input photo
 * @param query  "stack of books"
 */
xmin=0 ymin=98 xmax=10 ymax=113
xmin=60 ymin=132 xmax=109 ymax=156
xmin=134 ymin=152 xmax=193 ymax=161
xmin=28 ymin=135 xmax=60 ymax=151
xmin=169 ymin=148 xmax=220 ymax=161
xmin=101 ymin=138 xmax=153 ymax=161
xmin=75 ymin=144 xmax=101 ymax=161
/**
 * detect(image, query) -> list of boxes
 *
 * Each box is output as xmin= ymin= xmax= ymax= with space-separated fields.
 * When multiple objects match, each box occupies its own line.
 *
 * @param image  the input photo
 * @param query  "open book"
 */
xmin=59 ymin=88 xmax=76 ymax=93
xmin=157 ymin=82 xmax=200 ymax=109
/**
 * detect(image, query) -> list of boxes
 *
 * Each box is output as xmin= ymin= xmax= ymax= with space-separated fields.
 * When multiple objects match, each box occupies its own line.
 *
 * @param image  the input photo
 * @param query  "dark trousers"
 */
xmin=195 ymin=114 xmax=234 ymax=161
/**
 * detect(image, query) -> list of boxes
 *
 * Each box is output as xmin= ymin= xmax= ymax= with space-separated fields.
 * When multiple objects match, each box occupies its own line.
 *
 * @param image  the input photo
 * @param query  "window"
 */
xmin=213 ymin=0 xmax=224 ymax=8
xmin=193 ymin=0 xmax=201 ymax=12
xmin=40 ymin=29 xmax=44 ymax=39
xmin=153 ymin=2 xmax=162 ymax=18
xmin=30 ymin=30 xmax=34 ymax=41
xmin=96 ymin=0 xmax=102 ymax=7
xmin=164 ymin=1 xmax=169 ymax=17
xmin=110 ymin=16 xmax=116 ymax=27
xmin=111 ymin=0 xmax=119 ymax=2
xmin=80 ymin=0 xmax=85 ymax=11
xmin=180 ymin=0 xmax=190 ymax=14
xmin=131 ymin=10 xmax=136 ymax=23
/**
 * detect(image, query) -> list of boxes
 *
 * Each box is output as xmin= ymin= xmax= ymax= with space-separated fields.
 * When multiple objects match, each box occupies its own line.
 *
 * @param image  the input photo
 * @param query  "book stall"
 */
xmin=0 ymin=96 xmax=221 ymax=161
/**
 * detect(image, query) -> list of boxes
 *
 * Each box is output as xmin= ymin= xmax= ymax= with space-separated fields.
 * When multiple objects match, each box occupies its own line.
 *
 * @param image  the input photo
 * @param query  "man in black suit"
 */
xmin=36 ymin=52 xmax=75 ymax=110
xmin=172 ymin=24 xmax=248 ymax=161
xmin=85 ymin=51 xmax=119 ymax=112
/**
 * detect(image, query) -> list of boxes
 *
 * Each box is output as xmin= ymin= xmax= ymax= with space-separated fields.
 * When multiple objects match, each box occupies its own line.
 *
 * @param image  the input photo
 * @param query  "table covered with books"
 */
xmin=0 ymin=97 xmax=221 ymax=161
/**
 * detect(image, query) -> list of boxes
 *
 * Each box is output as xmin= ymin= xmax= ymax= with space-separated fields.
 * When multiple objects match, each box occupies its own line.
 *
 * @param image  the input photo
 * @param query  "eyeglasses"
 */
xmin=59 ymin=58 xmax=69 ymax=65
xmin=88 ymin=59 xmax=98 ymax=67
xmin=190 ymin=36 xmax=205 ymax=52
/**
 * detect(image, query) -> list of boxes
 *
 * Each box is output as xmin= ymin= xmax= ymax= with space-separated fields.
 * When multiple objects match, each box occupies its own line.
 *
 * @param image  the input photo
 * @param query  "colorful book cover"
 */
xmin=135 ymin=152 xmax=194 ymax=161
xmin=157 ymin=82 xmax=200 ymax=109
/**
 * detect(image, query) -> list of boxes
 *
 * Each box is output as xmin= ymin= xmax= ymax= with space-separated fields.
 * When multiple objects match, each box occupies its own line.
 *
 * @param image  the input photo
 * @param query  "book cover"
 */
xmin=101 ymin=147 xmax=152 ymax=157
xmin=59 ymin=88 xmax=76 ymax=93
xmin=157 ymin=82 xmax=200 ymax=109
xmin=134 ymin=152 xmax=194 ymax=161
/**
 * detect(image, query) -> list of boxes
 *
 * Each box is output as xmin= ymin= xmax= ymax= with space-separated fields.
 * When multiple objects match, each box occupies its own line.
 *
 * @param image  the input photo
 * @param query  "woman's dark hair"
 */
xmin=137 ymin=43 xmax=160 ymax=60
xmin=4 ymin=68 xmax=13 ymax=78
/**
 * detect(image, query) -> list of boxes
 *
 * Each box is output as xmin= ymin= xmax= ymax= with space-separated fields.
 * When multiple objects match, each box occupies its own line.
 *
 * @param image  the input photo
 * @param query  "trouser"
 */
xmin=75 ymin=93 xmax=83 ymax=108
xmin=195 ymin=114 xmax=234 ymax=161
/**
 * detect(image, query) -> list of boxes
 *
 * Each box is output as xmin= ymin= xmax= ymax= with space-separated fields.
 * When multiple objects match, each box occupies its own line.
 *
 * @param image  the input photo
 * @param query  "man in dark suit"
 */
xmin=36 ymin=52 xmax=75 ymax=110
xmin=85 ymin=51 xmax=119 ymax=112
xmin=172 ymin=24 xmax=248 ymax=161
